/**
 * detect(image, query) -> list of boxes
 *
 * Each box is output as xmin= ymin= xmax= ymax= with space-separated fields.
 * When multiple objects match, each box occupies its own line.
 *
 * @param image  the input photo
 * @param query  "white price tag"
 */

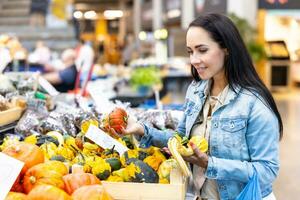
xmin=87 ymin=78 xmax=117 ymax=113
xmin=85 ymin=125 xmax=128 ymax=155
xmin=0 ymin=153 xmax=24 ymax=200
xmin=39 ymin=76 xmax=59 ymax=96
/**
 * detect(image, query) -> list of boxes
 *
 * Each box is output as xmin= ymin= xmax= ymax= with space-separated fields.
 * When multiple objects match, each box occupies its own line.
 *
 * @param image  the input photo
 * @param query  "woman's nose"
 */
xmin=190 ymin=54 xmax=201 ymax=65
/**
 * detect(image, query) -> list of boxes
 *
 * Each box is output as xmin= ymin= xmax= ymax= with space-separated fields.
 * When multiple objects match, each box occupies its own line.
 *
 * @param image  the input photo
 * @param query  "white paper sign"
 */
xmin=39 ymin=76 xmax=59 ymax=96
xmin=0 ymin=153 xmax=24 ymax=200
xmin=85 ymin=125 xmax=128 ymax=155
xmin=87 ymin=78 xmax=117 ymax=113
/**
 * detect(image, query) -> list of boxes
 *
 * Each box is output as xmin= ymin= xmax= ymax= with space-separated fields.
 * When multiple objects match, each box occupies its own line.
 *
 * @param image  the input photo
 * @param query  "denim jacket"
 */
xmin=139 ymin=80 xmax=279 ymax=200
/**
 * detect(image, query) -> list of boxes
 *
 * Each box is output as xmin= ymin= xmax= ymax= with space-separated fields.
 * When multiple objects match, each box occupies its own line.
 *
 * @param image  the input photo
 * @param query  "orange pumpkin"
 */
xmin=2 ymin=142 xmax=44 ymax=174
xmin=107 ymin=108 xmax=128 ymax=135
xmin=63 ymin=173 xmax=101 ymax=194
xmin=27 ymin=185 xmax=71 ymax=200
xmin=5 ymin=192 xmax=27 ymax=200
xmin=23 ymin=163 xmax=65 ymax=193
xmin=10 ymin=174 xmax=24 ymax=193
xmin=72 ymin=185 xmax=114 ymax=200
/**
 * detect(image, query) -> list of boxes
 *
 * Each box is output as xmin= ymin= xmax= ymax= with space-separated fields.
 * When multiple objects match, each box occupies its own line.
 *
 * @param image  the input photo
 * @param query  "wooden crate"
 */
xmin=102 ymin=168 xmax=187 ymax=200
xmin=0 ymin=107 xmax=23 ymax=126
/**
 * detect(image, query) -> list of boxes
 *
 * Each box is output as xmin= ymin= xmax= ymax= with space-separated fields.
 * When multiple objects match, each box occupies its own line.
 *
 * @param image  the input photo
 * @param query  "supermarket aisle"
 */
xmin=273 ymin=90 xmax=300 ymax=199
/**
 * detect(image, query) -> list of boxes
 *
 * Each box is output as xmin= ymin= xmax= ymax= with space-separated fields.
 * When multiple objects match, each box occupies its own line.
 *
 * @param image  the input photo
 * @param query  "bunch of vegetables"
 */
xmin=0 ymin=128 xmax=184 ymax=199
xmin=129 ymin=66 xmax=162 ymax=89
xmin=102 ymin=107 xmax=128 ymax=137
xmin=0 ymin=105 xmax=194 ymax=199
xmin=168 ymin=134 xmax=208 ymax=177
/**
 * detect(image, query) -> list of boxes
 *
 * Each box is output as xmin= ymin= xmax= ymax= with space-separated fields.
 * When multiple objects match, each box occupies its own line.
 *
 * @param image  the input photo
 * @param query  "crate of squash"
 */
xmin=102 ymin=167 xmax=187 ymax=200
xmin=69 ymin=107 xmax=187 ymax=200
xmin=78 ymin=141 xmax=188 ymax=200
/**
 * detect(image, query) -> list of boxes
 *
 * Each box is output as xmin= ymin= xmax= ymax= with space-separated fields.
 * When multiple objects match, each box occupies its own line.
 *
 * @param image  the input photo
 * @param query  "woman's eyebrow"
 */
xmin=195 ymin=44 xmax=208 ymax=48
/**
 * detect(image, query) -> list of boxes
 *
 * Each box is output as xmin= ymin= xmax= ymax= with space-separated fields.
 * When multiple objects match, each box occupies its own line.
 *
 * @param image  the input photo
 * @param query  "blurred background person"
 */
xmin=122 ymin=34 xmax=139 ymax=66
xmin=30 ymin=0 xmax=49 ymax=27
xmin=28 ymin=41 xmax=51 ymax=69
xmin=75 ymin=40 xmax=95 ymax=73
xmin=43 ymin=48 xmax=77 ymax=92
xmin=0 ymin=35 xmax=12 ymax=72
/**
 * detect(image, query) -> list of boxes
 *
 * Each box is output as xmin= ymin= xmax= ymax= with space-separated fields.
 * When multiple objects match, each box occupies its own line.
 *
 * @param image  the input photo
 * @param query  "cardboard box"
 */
xmin=102 ymin=168 xmax=187 ymax=200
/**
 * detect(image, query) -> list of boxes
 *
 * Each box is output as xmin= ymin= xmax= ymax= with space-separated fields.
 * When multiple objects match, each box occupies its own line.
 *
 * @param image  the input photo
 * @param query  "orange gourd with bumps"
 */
xmin=105 ymin=108 xmax=128 ymax=136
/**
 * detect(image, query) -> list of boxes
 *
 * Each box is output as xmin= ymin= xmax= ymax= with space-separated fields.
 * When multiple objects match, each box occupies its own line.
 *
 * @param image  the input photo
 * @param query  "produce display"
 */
xmin=0 ymin=73 xmax=197 ymax=200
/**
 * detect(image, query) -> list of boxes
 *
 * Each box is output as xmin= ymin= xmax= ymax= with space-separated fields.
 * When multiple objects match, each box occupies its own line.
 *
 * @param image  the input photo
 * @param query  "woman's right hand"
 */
xmin=109 ymin=115 xmax=145 ymax=138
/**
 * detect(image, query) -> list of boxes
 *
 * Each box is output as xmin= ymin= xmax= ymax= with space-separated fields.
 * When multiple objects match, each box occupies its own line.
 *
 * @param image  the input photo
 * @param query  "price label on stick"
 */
xmin=85 ymin=125 xmax=128 ymax=155
xmin=0 ymin=153 xmax=24 ymax=200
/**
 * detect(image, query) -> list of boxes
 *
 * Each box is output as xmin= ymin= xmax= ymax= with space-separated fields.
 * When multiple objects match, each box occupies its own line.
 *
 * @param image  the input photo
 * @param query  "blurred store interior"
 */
xmin=0 ymin=0 xmax=300 ymax=198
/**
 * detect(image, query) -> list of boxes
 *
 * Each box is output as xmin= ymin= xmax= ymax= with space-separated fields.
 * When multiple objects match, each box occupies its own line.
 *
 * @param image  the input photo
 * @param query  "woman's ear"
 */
xmin=224 ymin=48 xmax=229 ymax=55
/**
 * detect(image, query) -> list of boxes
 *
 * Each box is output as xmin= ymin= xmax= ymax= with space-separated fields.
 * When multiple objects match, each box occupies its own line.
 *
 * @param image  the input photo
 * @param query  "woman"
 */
xmin=119 ymin=14 xmax=282 ymax=200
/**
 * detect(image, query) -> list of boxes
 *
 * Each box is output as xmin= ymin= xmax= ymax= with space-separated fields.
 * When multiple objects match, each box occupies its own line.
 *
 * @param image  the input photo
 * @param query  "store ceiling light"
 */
xmin=73 ymin=11 xmax=83 ymax=19
xmin=154 ymin=29 xmax=168 ymax=40
xmin=139 ymin=31 xmax=147 ymax=41
xmin=104 ymin=10 xmax=123 ymax=20
xmin=84 ymin=10 xmax=97 ymax=20
xmin=167 ymin=9 xmax=181 ymax=18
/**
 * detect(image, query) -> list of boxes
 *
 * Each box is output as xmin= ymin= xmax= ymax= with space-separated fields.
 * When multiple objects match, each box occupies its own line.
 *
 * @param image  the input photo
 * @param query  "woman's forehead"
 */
xmin=186 ymin=27 xmax=215 ymax=47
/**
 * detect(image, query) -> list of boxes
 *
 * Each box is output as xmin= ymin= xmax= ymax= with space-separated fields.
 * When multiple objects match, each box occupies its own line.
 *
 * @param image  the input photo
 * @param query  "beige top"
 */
xmin=190 ymin=83 xmax=229 ymax=200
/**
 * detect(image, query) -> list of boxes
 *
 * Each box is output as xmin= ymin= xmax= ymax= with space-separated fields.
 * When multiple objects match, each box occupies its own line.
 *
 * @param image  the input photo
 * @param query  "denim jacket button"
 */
xmin=214 ymin=123 xmax=218 ymax=128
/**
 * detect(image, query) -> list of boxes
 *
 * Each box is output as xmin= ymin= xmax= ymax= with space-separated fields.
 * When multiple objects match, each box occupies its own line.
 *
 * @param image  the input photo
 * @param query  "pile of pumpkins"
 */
xmin=1 ymin=133 xmax=179 ymax=200
xmin=0 ymin=107 xmax=180 ymax=199
xmin=1 ymin=141 xmax=113 ymax=200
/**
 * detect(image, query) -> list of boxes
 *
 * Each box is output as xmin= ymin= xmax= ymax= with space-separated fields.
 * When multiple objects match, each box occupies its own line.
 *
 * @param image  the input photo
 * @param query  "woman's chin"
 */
xmin=198 ymin=74 xmax=210 ymax=80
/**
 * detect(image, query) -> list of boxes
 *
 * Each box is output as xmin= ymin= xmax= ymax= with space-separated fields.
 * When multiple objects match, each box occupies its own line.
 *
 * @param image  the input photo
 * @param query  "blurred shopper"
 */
xmin=122 ymin=34 xmax=139 ymax=66
xmin=119 ymin=14 xmax=281 ymax=200
xmin=43 ymin=49 xmax=77 ymax=92
xmin=75 ymin=40 xmax=94 ymax=73
xmin=28 ymin=41 xmax=51 ymax=66
xmin=0 ymin=36 xmax=11 ymax=72
xmin=66 ymin=0 xmax=80 ymax=40
xmin=30 ymin=0 xmax=49 ymax=27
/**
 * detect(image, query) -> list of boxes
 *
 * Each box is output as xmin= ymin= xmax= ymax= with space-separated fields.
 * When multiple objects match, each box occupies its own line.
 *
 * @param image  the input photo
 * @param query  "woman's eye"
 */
xmin=198 ymin=49 xmax=208 ymax=53
xmin=187 ymin=50 xmax=193 ymax=55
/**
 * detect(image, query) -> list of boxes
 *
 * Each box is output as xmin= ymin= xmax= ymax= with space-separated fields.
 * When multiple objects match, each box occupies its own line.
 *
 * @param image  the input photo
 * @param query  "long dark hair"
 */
xmin=189 ymin=13 xmax=283 ymax=139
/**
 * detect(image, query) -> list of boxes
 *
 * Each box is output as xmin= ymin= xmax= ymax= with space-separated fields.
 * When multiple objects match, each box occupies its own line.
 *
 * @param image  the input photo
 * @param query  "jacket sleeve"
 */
xmin=138 ymin=82 xmax=197 ymax=148
xmin=205 ymin=97 xmax=280 ymax=188
xmin=138 ymin=104 xmax=187 ymax=148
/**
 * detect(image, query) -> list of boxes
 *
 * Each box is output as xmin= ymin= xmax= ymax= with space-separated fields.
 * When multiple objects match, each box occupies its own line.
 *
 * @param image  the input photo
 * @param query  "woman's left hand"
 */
xmin=182 ymin=142 xmax=209 ymax=169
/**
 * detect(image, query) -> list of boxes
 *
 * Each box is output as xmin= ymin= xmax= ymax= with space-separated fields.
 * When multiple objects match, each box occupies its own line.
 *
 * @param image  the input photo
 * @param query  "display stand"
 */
xmin=265 ymin=41 xmax=291 ymax=91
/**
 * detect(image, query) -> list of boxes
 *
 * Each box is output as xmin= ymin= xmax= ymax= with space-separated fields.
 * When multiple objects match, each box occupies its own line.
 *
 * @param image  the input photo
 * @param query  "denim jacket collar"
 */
xmin=192 ymin=79 xmax=241 ymax=107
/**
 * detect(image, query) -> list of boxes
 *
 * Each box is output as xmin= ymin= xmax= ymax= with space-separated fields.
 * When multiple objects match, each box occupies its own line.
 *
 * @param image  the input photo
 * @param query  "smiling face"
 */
xmin=186 ymin=26 xmax=227 ymax=82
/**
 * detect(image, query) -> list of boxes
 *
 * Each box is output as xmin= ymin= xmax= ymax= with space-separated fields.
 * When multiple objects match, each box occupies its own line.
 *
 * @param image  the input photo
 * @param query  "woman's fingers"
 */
xmin=190 ymin=141 xmax=202 ymax=157
xmin=109 ymin=128 xmax=121 ymax=138
xmin=183 ymin=142 xmax=209 ymax=168
xmin=182 ymin=155 xmax=198 ymax=164
xmin=120 ymin=127 xmax=130 ymax=135
xmin=162 ymin=147 xmax=172 ymax=155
